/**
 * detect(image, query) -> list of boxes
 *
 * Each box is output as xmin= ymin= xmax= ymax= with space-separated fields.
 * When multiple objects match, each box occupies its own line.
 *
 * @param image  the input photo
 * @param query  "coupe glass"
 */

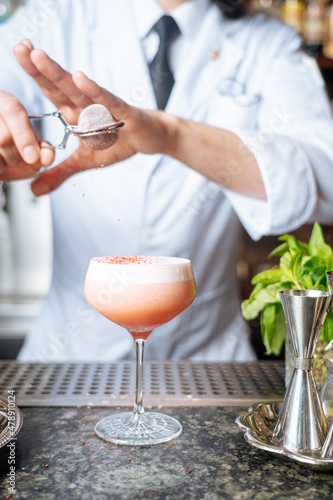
xmin=84 ymin=256 xmax=196 ymax=445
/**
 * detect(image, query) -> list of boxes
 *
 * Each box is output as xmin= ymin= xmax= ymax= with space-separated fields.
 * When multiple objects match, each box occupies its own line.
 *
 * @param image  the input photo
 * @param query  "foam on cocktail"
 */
xmin=86 ymin=256 xmax=194 ymax=284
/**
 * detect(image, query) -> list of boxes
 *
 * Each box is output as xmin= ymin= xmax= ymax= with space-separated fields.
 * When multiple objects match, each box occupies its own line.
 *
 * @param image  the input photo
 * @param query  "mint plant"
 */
xmin=241 ymin=223 xmax=333 ymax=355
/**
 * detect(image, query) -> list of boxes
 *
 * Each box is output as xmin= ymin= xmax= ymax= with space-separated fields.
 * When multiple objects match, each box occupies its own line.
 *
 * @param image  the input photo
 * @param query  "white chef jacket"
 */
xmin=1 ymin=0 xmax=333 ymax=362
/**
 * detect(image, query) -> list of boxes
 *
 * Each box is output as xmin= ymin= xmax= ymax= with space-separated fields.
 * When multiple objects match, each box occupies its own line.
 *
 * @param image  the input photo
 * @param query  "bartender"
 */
xmin=0 ymin=0 xmax=333 ymax=362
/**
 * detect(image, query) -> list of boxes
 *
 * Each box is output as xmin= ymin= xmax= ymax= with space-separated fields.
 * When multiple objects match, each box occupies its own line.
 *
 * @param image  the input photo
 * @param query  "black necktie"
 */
xmin=149 ymin=15 xmax=180 ymax=110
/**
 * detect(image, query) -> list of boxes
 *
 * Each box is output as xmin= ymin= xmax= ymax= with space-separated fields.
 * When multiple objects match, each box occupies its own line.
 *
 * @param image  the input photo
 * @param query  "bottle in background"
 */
xmin=281 ymin=0 xmax=306 ymax=33
xmin=303 ymin=0 xmax=327 ymax=57
xmin=323 ymin=1 xmax=333 ymax=57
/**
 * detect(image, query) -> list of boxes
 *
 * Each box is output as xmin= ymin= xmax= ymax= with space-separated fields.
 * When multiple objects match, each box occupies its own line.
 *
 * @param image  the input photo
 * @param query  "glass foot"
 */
xmin=95 ymin=411 xmax=182 ymax=446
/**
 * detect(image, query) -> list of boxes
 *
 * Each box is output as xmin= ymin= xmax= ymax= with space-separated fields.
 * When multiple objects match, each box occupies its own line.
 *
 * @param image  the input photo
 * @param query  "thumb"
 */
xmin=31 ymin=149 xmax=83 ymax=196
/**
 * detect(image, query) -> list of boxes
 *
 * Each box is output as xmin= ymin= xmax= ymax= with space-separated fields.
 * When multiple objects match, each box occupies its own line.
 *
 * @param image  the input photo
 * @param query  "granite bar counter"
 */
xmin=0 ymin=361 xmax=332 ymax=499
xmin=1 ymin=406 xmax=333 ymax=499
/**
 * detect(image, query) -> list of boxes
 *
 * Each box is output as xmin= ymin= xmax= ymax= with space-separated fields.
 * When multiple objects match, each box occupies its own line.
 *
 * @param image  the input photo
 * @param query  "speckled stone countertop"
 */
xmin=0 ymin=406 xmax=333 ymax=499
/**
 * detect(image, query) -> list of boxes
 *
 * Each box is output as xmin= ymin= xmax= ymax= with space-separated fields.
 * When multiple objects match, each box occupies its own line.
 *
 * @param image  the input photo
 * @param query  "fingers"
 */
xmin=72 ymin=72 xmax=129 ymax=119
xmin=31 ymin=149 xmax=83 ymax=196
xmin=0 ymin=95 xmax=40 ymax=165
xmin=14 ymin=42 xmax=92 ymax=113
xmin=0 ymin=116 xmax=21 ymax=165
xmin=31 ymin=49 xmax=93 ymax=109
xmin=40 ymin=142 xmax=55 ymax=167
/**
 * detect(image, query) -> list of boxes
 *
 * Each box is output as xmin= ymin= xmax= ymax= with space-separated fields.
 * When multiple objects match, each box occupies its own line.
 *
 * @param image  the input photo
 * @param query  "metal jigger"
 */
xmin=271 ymin=289 xmax=331 ymax=454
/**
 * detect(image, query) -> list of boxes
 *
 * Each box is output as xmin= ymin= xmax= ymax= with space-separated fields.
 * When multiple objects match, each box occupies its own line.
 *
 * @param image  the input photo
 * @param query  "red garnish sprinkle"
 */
xmin=6 ymin=495 xmax=10 ymax=498
xmin=94 ymin=256 xmax=160 ymax=265
xmin=81 ymin=441 xmax=85 ymax=445
xmin=45 ymin=464 xmax=49 ymax=468
xmin=188 ymin=469 xmax=192 ymax=473
xmin=128 ymin=458 xmax=131 ymax=462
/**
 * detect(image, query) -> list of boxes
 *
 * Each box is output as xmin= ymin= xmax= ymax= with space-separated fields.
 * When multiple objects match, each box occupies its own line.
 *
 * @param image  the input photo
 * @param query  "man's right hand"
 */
xmin=0 ymin=90 xmax=54 ymax=181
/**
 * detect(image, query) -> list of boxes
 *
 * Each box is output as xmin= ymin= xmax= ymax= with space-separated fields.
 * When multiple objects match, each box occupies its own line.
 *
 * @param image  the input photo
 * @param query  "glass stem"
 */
xmin=134 ymin=339 xmax=145 ymax=416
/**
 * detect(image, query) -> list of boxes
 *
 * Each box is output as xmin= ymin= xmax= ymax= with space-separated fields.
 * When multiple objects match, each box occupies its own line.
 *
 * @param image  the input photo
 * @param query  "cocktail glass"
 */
xmin=84 ymin=255 xmax=196 ymax=445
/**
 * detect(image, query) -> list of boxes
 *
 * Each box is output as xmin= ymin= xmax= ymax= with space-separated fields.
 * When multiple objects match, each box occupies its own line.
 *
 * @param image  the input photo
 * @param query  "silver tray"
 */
xmin=235 ymin=401 xmax=333 ymax=470
xmin=0 ymin=395 xmax=23 ymax=448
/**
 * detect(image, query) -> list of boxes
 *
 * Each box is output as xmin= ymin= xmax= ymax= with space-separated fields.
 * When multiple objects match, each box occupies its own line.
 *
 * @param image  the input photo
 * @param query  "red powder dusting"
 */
xmin=94 ymin=256 xmax=159 ymax=265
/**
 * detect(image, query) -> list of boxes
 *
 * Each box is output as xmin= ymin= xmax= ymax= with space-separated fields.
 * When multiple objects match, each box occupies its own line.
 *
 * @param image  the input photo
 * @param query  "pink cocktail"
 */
xmin=84 ymin=255 xmax=196 ymax=445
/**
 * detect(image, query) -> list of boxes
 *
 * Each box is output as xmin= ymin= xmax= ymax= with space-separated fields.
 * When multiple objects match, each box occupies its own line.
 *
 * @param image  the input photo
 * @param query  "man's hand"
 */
xmin=11 ymin=40 xmax=174 ymax=196
xmin=4 ymin=39 xmax=265 ymax=199
xmin=0 ymin=88 xmax=55 ymax=181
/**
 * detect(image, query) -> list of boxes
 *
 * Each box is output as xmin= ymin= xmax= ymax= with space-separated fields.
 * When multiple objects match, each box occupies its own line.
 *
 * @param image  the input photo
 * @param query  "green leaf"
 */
xmin=298 ymin=275 xmax=314 ymax=289
xmin=280 ymin=262 xmax=294 ymax=282
xmin=313 ymin=273 xmax=328 ymax=290
xmin=320 ymin=308 xmax=333 ymax=343
xmin=309 ymin=222 xmax=325 ymax=256
xmin=278 ymin=234 xmax=308 ymax=254
xmin=251 ymin=268 xmax=283 ymax=285
xmin=247 ymin=282 xmax=265 ymax=300
xmin=291 ymin=252 xmax=303 ymax=284
xmin=278 ymin=234 xmax=300 ymax=251
xmin=268 ymin=242 xmax=288 ymax=258
xmin=241 ymin=282 xmax=281 ymax=320
xmin=300 ymin=255 xmax=321 ymax=272
xmin=325 ymin=256 xmax=333 ymax=273
xmin=261 ymin=303 xmax=286 ymax=356
xmin=312 ymin=243 xmax=333 ymax=259
xmin=280 ymin=280 xmax=296 ymax=289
